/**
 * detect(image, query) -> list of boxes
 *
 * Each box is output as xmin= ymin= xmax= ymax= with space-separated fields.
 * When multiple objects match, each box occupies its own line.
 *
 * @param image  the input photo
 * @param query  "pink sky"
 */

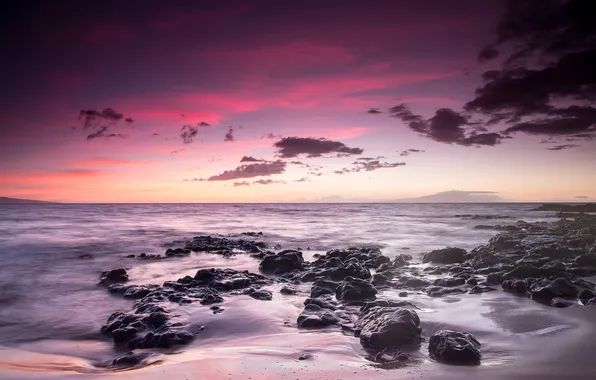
xmin=1 ymin=1 xmax=594 ymax=202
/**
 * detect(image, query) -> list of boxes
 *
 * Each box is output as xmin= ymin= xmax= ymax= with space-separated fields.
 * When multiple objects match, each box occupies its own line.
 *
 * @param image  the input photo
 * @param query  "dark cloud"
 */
xmin=170 ymin=148 xmax=185 ymax=155
xmin=574 ymin=196 xmax=588 ymax=199
xmin=253 ymin=179 xmax=286 ymax=185
xmin=224 ymin=126 xmax=235 ymax=142
xmin=198 ymin=121 xmax=211 ymax=127
xmin=546 ymin=144 xmax=580 ymax=151
xmin=464 ymin=0 xmax=596 ymax=143
xmin=86 ymin=126 xmax=127 ymax=140
xmin=390 ymin=104 xmax=503 ymax=146
xmin=183 ymin=177 xmax=205 ymax=182
xmin=180 ymin=125 xmax=198 ymax=144
xmin=274 ymin=137 xmax=363 ymax=158
xmin=152 ymin=132 xmax=160 ymax=136
xmin=352 ymin=160 xmax=406 ymax=172
xmin=233 ymin=181 xmax=250 ymax=187
xmin=309 ymin=171 xmax=323 ymax=177
xmin=294 ymin=177 xmax=310 ymax=182
xmin=399 ymin=149 xmax=425 ymax=156
xmin=367 ymin=108 xmax=382 ymax=114
xmin=78 ymin=108 xmax=124 ymax=129
xmin=206 ymin=160 xmax=286 ymax=181
xmin=124 ymin=117 xmax=134 ymax=124
xmin=240 ymin=156 xmax=266 ymax=163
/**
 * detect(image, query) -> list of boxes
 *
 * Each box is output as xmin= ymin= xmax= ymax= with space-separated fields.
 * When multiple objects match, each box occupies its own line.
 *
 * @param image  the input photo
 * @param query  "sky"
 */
xmin=0 ymin=0 xmax=594 ymax=202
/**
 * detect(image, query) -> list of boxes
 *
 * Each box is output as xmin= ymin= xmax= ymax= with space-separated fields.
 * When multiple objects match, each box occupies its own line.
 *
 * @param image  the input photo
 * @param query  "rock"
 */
xmin=125 ymin=254 xmax=136 ymax=258
xmin=466 ymin=278 xmax=478 ymax=286
xmin=304 ymin=295 xmax=339 ymax=310
xmin=576 ymin=254 xmax=596 ymax=267
xmin=433 ymin=277 xmax=466 ymax=287
xmin=426 ymin=286 xmax=466 ymax=297
xmin=486 ymin=272 xmax=505 ymax=285
xmin=502 ymin=279 xmax=528 ymax=294
xmin=469 ymin=285 xmax=497 ymax=294
xmin=280 ymin=285 xmax=298 ymax=295
xmin=374 ymin=350 xmax=410 ymax=364
xmin=297 ymin=352 xmax=312 ymax=360
xmin=505 ymin=264 xmax=543 ymax=279
xmin=247 ymin=289 xmax=273 ymax=301
xmin=355 ymin=307 xmax=421 ymax=350
xmin=428 ymin=330 xmax=481 ymax=365
xmin=578 ymin=289 xmax=596 ymax=300
xmin=165 ymin=248 xmax=191 ymax=257
xmin=336 ymin=277 xmax=377 ymax=301
xmin=551 ymin=298 xmax=577 ymax=308
xmin=585 ymin=297 xmax=596 ymax=306
xmin=328 ymin=262 xmax=371 ymax=281
xmin=100 ymin=268 xmax=129 ymax=284
xmin=422 ymin=247 xmax=467 ymax=264
xmin=185 ymin=235 xmax=267 ymax=254
xmin=193 ymin=268 xmax=269 ymax=290
xmin=403 ymin=277 xmax=430 ymax=288
xmin=259 ymin=250 xmax=304 ymax=274
xmin=398 ymin=292 xmax=408 ymax=297
xmin=371 ymin=273 xmax=391 ymax=287
xmin=297 ymin=304 xmax=340 ymax=328
xmin=528 ymin=277 xmax=578 ymax=303
xmin=310 ymin=280 xmax=339 ymax=298
xmin=112 ymin=351 xmax=146 ymax=366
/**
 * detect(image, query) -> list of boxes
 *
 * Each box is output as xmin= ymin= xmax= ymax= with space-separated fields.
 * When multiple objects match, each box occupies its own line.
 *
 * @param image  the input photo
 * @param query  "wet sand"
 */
xmin=2 ymin=288 xmax=595 ymax=380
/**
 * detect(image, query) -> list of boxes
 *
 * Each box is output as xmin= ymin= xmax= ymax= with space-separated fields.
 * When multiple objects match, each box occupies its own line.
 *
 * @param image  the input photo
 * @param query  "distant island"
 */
xmin=391 ymin=190 xmax=504 ymax=203
xmin=0 ymin=197 xmax=54 ymax=204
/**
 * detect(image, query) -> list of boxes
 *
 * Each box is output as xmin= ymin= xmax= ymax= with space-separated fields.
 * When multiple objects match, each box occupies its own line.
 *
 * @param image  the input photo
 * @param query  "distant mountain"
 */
xmin=391 ymin=190 xmax=503 ymax=203
xmin=0 ymin=197 xmax=54 ymax=204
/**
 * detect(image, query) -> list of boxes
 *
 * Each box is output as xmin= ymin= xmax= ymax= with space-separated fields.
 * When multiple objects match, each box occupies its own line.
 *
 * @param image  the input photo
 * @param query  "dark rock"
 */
xmin=112 ymin=351 xmax=146 ymax=367
xmin=355 ymin=307 xmax=421 ymax=350
xmin=585 ymin=297 xmax=596 ymax=306
xmin=422 ymin=247 xmax=467 ymax=264
xmin=469 ymin=285 xmax=497 ymax=294
xmin=428 ymin=330 xmax=481 ymax=365
xmin=297 ymin=352 xmax=312 ymax=360
xmin=486 ymin=272 xmax=505 ymax=285
xmin=502 ymin=279 xmax=528 ymax=294
xmin=505 ymin=264 xmax=543 ymax=279
xmin=328 ymin=262 xmax=371 ymax=281
xmin=280 ymin=285 xmax=298 ymax=295
xmin=528 ymin=277 xmax=578 ymax=302
xmin=247 ymin=289 xmax=273 ymax=301
xmin=426 ymin=286 xmax=466 ymax=297
xmin=297 ymin=304 xmax=340 ymax=328
xmin=304 ymin=295 xmax=338 ymax=310
xmin=551 ymin=298 xmax=577 ymax=308
xmin=310 ymin=279 xmax=339 ymax=298
xmin=259 ymin=250 xmax=304 ymax=274
xmin=398 ymin=292 xmax=408 ymax=297
xmin=165 ymin=248 xmax=191 ymax=257
xmin=336 ymin=277 xmax=377 ymax=301
xmin=403 ymin=277 xmax=430 ymax=288
xmin=466 ymin=278 xmax=478 ymax=286
xmin=578 ymin=289 xmax=596 ymax=300
xmin=359 ymin=300 xmax=414 ymax=312
xmin=371 ymin=273 xmax=391 ymax=287
xmin=576 ymin=254 xmax=596 ymax=267
xmin=100 ymin=268 xmax=128 ymax=284
xmin=125 ymin=254 xmax=136 ymax=258
xmin=433 ymin=277 xmax=466 ymax=287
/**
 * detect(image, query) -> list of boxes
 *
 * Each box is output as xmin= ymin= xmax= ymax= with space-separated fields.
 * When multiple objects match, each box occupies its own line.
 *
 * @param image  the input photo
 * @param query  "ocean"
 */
xmin=0 ymin=203 xmax=593 ymax=379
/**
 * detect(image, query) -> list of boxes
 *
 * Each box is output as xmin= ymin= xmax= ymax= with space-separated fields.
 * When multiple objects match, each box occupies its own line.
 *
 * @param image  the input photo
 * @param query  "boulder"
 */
xmin=280 ymin=285 xmax=298 ymax=295
xmin=247 ymin=289 xmax=273 ymax=301
xmin=100 ymin=268 xmax=129 ymax=284
xmin=336 ymin=277 xmax=377 ymax=301
xmin=428 ymin=330 xmax=481 ymax=365
xmin=328 ymin=262 xmax=371 ymax=281
xmin=259 ymin=250 xmax=304 ymax=274
xmin=355 ymin=307 xmax=421 ymax=350
xmin=310 ymin=279 xmax=339 ymax=298
xmin=422 ymin=247 xmax=467 ymax=264
xmin=297 ymin=304 xmax=340 ymax=328
xmin=528 ymin=277 xmax=578 ymax=302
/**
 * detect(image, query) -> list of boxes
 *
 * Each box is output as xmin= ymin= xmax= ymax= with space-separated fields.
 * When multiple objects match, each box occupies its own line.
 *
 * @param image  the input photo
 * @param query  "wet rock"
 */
xmin=112 ymin=351 xmax=146 ymax=367
xmin=336 ymin=277 xmax=377 ymax=302
xmin=585 ymin=298 xmax=596 ymax=306
xmin=551 ymin=298 xmax=577 ymax=308
xmin=428 ymin=330 xmax=481 ymax=365
xmin=297 ymin=352 xmax=312 ymax=360
xmin=210 ymin=305 xmax=224 ymax=314
xmin=355 ymin=307 xmax=421 ymax=350
xmin=297 ymin=304 xmax=340 ymax=328
xmin=125 ymin=254 xmax=136 ymax=258
xmin=165 ymin=248 xmax=191 ymax=257
xmin=371 ymin=273 xmax=391 ymax=288
xmin=100 ymin=268 xmax=129 ymax=284
xmin=505 ymin=264 xmax=543 ymax=279
xmin=426 ymin=286 xmax=466 ymax=297
xmin=131 ymin=330 xmax=194 ymax=349
xmin=578 ymin=289 xmax=596 ymax=301
xmin=79 ymin=254 xmax=93 ymax=259
xmin=528 ymin=277 xmax=578 ymax=303
xmin=502 ymin=279 xmax=529 ymax=295
xmin=310 ymin=279 xmax=339 ymax=298
xmin=259 ymin=250 xmax=304 ymax=274
xmin=433 ymin=277 xmax=466 ymax=287
xmin=194 ymin=268 xmax=269 ymax=290
xmin=280 ymin=285 xmax=298 ymax=295
xmin=360 ymin=300 xmax=414 ymax=312
xmin=576 ymin=254 xmax=596 ymax=267
xmin=185 ymin=235 xmax=267 ymax=254
xmin=469 ymin=285 xmax=497 ymax=294
xmin=374 ymin=349 xmax=410 ymax=364
xmin=486 ymin=272 xmax=505 ymax=285
xmin=247 ymin=289 xmax=273 ymax=301
xmin=328 ymin=262 xmax=371 ymax=281
xmin=304 ymin=295 xmax=339 ymax=310
xmin=108 ymin=284 xmax=159 ymax=299
xmin=241 ymin=231 xmax=263 ymax=236
xmin=466 ymin=278 xmax=478 ymax=286
xmin=398 ymin=292 xmax=408 ymax=297
xmin=422 ymin=247 xmax=467 ymax=264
